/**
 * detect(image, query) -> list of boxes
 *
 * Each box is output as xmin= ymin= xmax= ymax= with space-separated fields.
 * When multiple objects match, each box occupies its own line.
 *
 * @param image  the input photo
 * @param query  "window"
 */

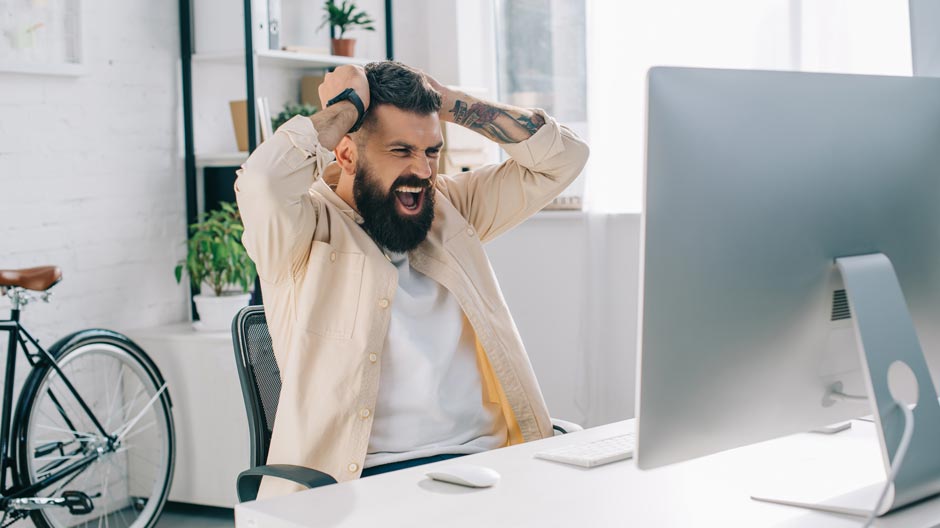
xmin=586 ymin=0 xmax=912 ymax=213
xmin=495 ymin=0 xmax=588 ymax=210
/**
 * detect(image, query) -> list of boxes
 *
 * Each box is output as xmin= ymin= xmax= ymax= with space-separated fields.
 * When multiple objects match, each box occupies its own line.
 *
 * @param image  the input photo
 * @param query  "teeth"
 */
xmin=396 ymin=186 xmax=424 ymax=193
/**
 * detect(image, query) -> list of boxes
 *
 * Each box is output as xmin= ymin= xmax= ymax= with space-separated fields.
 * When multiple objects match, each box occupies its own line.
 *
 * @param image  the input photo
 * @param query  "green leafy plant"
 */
xmin=174 ymin=202 xmax=256 ymax=297
xmin=319 ymin=0 xmax=376 ymax=39
xmin=272 ymin=102 xmax=318 ymax=131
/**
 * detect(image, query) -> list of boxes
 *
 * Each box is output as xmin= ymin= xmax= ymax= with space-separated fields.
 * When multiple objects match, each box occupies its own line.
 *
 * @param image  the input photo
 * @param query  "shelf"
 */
xmin=192 ymin=49 xmax=373 ymax=69
xmin=196 ymin=152 xmax=248 ymax=168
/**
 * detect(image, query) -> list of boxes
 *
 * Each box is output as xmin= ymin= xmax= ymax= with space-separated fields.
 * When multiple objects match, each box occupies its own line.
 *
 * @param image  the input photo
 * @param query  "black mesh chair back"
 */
xmin=232 ymin=305 xmax=281 ymax=469
xmin=231 ymin=305 xmax=337 ymax=502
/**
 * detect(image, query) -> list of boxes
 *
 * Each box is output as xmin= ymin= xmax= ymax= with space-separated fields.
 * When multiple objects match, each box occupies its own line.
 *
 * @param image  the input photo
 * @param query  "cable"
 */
xmin=861 ymin=402 xmax=915 ymax=528
xmin=825 ymin=382 xmax=868 ymax=405
xmin=830 ymin=390 xmax=868 ymax=402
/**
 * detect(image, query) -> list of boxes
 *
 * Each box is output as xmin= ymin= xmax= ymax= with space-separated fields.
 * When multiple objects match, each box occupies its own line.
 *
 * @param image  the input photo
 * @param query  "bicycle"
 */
xmin=0 ymin=266 xmax=175 ymax=528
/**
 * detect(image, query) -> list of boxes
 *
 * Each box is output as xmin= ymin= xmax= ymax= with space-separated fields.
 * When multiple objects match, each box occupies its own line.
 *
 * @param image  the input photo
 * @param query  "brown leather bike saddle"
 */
xmin=0 ymin=266 xmax=63 ymax=291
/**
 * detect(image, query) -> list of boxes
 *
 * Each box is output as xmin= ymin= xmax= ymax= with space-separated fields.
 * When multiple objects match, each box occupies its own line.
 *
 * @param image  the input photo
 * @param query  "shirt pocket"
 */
xmin=443 ymin=227 xmax=500 ymax=313
xmin=297 ymin=240 xmax=364 ymax=339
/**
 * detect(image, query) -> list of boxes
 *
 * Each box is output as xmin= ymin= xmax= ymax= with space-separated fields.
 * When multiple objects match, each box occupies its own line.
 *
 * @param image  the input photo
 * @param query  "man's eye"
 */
xmin=393 ymin=149 xmax=409 ymax=155
xmin=427 ymin=150 xmax=440 ymax=157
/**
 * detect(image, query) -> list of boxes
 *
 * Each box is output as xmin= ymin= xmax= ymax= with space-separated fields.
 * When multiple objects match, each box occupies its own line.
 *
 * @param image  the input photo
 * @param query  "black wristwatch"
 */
xmin=326 ymin=87 xmax=366 ymax=133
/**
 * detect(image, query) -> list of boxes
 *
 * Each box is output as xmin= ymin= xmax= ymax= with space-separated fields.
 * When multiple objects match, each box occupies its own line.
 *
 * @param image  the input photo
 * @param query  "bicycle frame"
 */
xmin=0 ymin=305 xmax=112 ymax=505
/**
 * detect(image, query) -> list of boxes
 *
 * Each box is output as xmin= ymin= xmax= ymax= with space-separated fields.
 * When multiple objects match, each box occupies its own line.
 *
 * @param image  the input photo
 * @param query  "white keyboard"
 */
xmin=534 ymin=433 xmax=635 ymax=468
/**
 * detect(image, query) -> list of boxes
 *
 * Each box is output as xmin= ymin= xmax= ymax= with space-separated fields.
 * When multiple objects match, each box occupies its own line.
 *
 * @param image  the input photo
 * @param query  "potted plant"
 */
xmin=175 ymin=202 xmax=257 ymax=332
xmin=272 ymin=101 xmax=318 ymax=131
xmin=319 ymin=0 xmax=375 ymax=57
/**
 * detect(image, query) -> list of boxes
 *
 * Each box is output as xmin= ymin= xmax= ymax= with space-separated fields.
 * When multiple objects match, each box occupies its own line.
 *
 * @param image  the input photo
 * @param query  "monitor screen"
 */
xmin=636 ymin=67 xmax=940 ymax=470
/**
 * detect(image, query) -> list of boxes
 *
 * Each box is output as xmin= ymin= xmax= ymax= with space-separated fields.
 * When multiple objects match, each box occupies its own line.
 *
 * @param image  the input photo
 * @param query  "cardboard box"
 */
xmin=301 ymin=75 xmax=325 ymax=108
xmin=229 ymin=100 xmax=248 ymax=152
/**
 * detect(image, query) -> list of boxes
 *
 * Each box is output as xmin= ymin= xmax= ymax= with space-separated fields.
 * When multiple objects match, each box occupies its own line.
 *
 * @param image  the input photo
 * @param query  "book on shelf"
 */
xmin=250 ymin=0 xmax=269 ymax=51
xmin=280 ymin=45 xmax=331 ymax=56
xmin=267 ymin=0 xmax=281 ymax=50
xmin=256 ymin=96 xmax=273 ymax=141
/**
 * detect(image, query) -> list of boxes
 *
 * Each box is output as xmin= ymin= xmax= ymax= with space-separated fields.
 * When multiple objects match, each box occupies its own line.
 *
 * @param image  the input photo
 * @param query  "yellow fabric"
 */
xmin=475 ymin=338 xmax=524 ymax=446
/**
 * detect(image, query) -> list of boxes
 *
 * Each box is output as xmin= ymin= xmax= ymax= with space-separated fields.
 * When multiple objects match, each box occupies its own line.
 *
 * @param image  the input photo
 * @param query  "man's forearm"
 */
xmin=309 ymin=101 xmax=359 ymax=150
xmin=440 ymin=90 xmax=545 ymax=144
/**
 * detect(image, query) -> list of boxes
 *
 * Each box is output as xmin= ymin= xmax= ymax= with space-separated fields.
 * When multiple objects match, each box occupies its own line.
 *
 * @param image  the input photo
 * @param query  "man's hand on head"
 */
xmin=310 ymin=65 xmax=371 ymax=151
xmin=318 ymin=65 xmax=371 ymax=111
xmin=422 ymin=72 xmax=451 ymax=115
xmin=422 ymin=70 xmax=544 ymax=144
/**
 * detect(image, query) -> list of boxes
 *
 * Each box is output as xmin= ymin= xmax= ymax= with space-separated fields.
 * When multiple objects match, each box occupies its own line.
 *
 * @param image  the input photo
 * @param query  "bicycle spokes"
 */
xmin=19 ymin=340 xmax=173 ymax=528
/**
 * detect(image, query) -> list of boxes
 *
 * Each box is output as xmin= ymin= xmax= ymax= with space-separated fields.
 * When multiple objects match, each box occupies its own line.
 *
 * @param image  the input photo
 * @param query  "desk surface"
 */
xmin=234 ymin=419 xmax=940 ymax=527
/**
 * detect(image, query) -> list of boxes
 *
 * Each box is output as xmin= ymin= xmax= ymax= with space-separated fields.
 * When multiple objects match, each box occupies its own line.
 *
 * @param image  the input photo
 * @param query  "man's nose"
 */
xmin=410 ymin=154 xmax=433 ymax=179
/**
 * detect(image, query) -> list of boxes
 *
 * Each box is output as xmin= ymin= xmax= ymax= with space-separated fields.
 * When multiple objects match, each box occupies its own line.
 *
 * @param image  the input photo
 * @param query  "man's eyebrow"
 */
xmin=386 ymin=141 xmax=416 ymax=150
xmin=386 ymin=141 xmax=445 ymax=150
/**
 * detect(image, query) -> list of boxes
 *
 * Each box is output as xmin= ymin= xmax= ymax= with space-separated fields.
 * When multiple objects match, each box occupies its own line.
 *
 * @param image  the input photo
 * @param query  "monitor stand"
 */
xmin=751 ymin=253 xmax=940 ymax=517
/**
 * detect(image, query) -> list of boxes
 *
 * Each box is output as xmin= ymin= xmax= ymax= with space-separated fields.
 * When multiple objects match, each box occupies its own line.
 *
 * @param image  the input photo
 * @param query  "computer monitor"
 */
xmin=636 ymin=66 xmax=940 ymax=516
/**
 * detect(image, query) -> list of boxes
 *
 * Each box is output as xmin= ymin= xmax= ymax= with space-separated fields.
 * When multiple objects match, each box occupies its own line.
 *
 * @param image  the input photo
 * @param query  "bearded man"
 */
xmin=235 ymin=60 xmax=589 ymax=499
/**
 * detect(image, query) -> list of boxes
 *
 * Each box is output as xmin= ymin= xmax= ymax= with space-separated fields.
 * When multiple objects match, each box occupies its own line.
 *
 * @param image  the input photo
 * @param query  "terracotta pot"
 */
xmin=331 ymin=38 xmax=356 ymax=57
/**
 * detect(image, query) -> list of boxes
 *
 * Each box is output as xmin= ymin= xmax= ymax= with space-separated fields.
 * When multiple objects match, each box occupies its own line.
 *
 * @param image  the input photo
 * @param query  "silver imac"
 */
xmin=636 ymin=66 xmax=940 ymax=517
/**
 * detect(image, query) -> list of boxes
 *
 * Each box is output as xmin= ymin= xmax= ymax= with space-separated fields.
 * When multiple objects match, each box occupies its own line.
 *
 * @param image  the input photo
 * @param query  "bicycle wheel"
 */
xmin=13 ymin=329 xmax=175 ymax=528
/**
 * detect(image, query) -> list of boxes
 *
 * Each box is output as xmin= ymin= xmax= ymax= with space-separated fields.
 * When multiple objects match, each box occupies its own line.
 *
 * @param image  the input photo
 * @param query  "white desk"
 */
xmin=234 ymin=419 xmax=940 ymax=527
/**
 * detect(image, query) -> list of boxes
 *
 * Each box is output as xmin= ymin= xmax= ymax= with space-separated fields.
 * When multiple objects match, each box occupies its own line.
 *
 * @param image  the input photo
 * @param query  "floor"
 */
xmin=8 ymin=502 xmax=233 ymax=527
xmin=155 ymin=503 xmax=234 ymax=528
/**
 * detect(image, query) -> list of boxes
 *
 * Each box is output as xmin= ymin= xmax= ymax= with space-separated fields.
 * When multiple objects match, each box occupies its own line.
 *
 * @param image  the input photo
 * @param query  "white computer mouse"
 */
xmin=425 ymin=464 xmax=500 ymax=488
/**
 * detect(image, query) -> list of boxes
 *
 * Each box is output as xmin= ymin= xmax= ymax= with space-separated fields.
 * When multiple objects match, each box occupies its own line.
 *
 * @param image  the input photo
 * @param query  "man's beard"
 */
xmin=353 ymin=160 xmax=435 ymax=253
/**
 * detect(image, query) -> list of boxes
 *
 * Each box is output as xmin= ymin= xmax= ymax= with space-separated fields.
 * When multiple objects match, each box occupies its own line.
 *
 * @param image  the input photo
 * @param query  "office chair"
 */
xmin=231 ymin=305 xmax=583 ymax=502
xmin=231 ymin=305 xmax=337 ymax=502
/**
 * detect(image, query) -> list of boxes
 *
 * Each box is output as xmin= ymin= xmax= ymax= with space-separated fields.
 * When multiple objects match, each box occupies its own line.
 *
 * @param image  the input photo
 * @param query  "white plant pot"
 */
xmin=193 ymin=293 xmax=251 ymax=332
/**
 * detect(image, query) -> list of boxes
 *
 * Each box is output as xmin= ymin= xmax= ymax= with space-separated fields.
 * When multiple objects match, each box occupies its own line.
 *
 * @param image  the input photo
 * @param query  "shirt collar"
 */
xmin=312 ymin=178 xmax=365 ymax=225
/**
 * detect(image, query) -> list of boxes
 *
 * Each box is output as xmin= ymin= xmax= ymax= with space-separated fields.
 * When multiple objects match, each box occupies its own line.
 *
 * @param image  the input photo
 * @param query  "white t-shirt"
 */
xmin=365 ymin=251 xmax=508 ymax=468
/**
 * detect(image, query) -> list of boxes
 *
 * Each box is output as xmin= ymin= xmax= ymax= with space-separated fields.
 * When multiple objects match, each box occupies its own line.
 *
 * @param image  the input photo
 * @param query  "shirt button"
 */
xmin=359 ymin=408 xmax=371 ymax=419
xmin=466 ymin=227 xmax=475 ymax=236
xmin=378 ymin=298 xmax=390 ymax=308
xmin=348 ymin=463 xmax=359 ymax=472
xmin=330 ymin=251 xmax=336 ymax=263
xmin=368 ymin=353 xmax=378 ymax=363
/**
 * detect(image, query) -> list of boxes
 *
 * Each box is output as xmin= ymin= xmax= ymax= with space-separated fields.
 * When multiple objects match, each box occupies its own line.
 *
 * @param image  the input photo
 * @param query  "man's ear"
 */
xmin=333 ymin=135 xmax=358 ymax=174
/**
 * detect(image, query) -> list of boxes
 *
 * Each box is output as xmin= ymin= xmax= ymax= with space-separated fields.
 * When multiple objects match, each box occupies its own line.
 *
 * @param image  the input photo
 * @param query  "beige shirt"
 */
xmin=234 ymin=112 xmax=589 ymax=499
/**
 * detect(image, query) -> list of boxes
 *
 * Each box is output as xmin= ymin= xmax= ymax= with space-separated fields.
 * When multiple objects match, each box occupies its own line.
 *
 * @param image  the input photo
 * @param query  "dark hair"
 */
xmin=359 ymin=61 xmax=441 ymax=132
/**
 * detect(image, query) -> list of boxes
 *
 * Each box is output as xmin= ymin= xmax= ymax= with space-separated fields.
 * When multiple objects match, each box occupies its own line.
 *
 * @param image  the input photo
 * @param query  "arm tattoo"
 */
xmin=448 ymin=99 xmax=545 ymax=143
xmin=516 ymin=113 xmax=546 ymax=135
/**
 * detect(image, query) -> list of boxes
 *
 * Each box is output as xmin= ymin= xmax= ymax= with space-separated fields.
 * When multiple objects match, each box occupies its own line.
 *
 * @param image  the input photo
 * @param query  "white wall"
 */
xmin=0 ymin=2 xmax=186 ymax=344
xmin=487 ymin=214 xmax=640 ymax=428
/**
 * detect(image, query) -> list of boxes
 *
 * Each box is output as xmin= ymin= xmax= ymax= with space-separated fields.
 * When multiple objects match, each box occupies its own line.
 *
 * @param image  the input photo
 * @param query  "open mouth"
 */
xmin=394 ymin=185 xmax=427 ymax=215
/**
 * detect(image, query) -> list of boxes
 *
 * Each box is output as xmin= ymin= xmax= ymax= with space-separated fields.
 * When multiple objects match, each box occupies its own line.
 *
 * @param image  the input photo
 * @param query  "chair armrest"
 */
xmin=551 ymin=418 xmax=584 ymax=435
xmin=237 ymin=464 xmax=338 ymax=502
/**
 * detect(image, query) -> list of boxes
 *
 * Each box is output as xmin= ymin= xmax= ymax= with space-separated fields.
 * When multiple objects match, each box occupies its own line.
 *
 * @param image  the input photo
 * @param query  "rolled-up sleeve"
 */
xmin=435 ymin=109 xmax=590 ymax=243
xmin=235 ymin=116 xmax=335 ymax=283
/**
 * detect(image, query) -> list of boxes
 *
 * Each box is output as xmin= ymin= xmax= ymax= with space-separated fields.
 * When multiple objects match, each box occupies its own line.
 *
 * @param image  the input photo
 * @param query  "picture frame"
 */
xmin=0 ymin=0 xmax=84 ymax=76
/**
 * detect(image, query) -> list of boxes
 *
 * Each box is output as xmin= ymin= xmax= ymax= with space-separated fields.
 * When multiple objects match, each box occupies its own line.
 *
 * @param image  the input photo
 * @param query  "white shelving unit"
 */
xmin=193 ymin=50 xmax=372 ymax=168
xmin=191 ymin=47 xmax=380 ymax=171
xmin=196 ymin=151 xmax=248 ymax=169
xmin=193 ymin=49 xmax=372 ymax=69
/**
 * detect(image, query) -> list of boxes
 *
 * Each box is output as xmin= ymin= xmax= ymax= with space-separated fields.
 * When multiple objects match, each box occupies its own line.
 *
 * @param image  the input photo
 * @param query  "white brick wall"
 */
xmin=0 ymin=0 xmax=187 ymax=352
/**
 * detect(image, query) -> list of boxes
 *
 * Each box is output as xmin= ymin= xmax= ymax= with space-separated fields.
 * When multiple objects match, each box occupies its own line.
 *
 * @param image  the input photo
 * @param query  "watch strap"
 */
xmin=326 ymin=87 xmax=366 ymax=133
